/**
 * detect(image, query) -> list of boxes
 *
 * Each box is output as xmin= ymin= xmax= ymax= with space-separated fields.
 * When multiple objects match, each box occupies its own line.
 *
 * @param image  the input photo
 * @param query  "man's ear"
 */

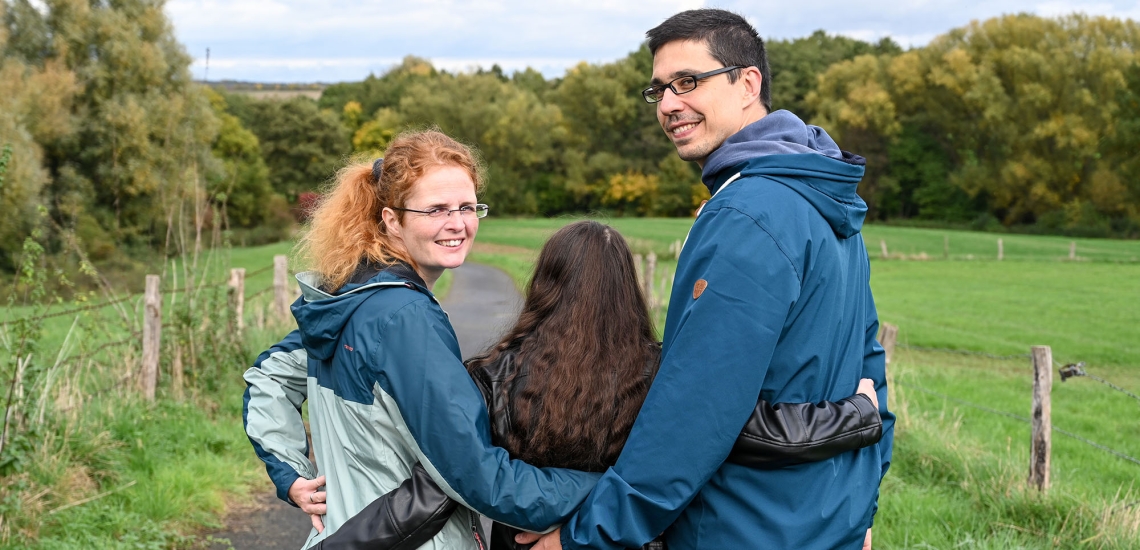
xmin=740 ymin=67 xmax=763 ymax=107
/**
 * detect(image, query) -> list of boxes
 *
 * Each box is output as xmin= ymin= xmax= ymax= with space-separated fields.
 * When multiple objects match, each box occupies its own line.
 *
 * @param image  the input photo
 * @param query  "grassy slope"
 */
xmin=2 ymin=324 xmax=286 ymax=549
xmin=0 ymin=240 xmax=457 ymax=549
xmin=472 ymin=217 xmax=1140 ymax=548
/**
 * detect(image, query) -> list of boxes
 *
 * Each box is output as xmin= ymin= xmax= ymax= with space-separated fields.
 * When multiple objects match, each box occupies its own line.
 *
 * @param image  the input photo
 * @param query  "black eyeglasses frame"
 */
xmin=641 ymin=66 xmax=745 ymax=104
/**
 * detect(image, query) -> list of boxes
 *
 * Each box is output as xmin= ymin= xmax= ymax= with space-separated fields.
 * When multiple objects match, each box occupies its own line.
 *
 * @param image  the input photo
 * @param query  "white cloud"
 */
xmin=1034 ymin=1 xmax=1139 ymax=18
xmin=170 ymin=0 xmax=1140 ymax=82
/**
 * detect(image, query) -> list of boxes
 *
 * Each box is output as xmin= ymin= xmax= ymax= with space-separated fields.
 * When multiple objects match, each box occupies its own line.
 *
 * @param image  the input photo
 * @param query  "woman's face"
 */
xmin=382 ymin=165 xmax=479 ymax=289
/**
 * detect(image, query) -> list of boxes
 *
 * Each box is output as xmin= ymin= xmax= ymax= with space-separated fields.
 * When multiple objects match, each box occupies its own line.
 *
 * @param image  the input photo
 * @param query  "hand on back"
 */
xmin=289 ymin=475 xmax=327 ymax=533
xmin=857 ymin=378 xmax=879 ymax=409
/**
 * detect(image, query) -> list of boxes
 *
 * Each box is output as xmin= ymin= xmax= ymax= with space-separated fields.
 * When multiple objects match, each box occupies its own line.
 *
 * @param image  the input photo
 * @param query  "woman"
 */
xmin=243 ymin=129 xmax=602 ymax=550
xmin=314 ymin=221 xmax=883 ymax=550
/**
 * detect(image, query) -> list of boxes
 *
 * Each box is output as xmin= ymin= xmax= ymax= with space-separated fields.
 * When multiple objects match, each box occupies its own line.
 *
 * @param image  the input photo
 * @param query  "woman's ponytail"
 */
xmin=297 ymin=161 xmax=413 ymax=291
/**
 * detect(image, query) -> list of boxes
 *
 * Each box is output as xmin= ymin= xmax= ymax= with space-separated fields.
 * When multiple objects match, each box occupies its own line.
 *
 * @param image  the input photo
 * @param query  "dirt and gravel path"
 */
xmin=208 ymin=263 xmax=521 ymax=549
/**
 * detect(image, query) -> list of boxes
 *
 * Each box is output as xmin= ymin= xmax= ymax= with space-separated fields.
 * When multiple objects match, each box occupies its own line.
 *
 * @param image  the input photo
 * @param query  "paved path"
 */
xmin=208 ymin=263 xmax=521 ymax=549
xmin=443 ymin=262 xmax=523 ymax=361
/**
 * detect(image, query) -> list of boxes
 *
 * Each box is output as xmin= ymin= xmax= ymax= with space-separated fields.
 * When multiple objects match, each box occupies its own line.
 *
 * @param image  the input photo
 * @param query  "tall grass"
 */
xmin=0 ymin=224 xmax=299 ymax=548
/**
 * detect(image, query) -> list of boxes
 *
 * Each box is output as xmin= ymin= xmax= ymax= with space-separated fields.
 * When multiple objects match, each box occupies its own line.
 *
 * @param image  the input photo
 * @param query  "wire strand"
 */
xmin=899 ymin=381 xmax=1140 ymax=468
xmin=898 ymin=344 xmax=1031 ymax=361
xmin=0 ymin=294 xmax=137 ymax=328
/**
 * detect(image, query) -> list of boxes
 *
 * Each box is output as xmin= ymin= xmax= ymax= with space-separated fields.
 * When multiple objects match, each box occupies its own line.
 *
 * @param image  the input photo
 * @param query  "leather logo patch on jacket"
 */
xmin=693 ymin=279 xmax=708 ymax=299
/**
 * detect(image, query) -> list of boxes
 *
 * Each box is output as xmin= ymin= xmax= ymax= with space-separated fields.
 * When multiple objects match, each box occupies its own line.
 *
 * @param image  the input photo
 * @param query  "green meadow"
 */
xmin=472 ymin=217 xmax=1140 ymax=548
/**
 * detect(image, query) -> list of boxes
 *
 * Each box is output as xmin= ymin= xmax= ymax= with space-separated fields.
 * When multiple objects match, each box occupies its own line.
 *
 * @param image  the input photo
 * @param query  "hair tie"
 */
xmin=371 ymin=158 xmax=384 ymax=183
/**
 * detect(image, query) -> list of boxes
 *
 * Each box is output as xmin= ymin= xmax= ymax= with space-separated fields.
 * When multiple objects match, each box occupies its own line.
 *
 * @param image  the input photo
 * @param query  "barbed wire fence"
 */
xmin=0 ymin=256 xmax=290 ymax=451
xmin=885 ymin=327 xmax=1140 ymax=492
xmin=897 ymin=380 xmax=1140 ymax=468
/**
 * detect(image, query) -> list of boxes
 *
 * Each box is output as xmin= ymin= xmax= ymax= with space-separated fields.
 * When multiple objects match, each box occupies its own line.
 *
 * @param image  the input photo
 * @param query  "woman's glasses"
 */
xmin=390 ymin=204 xmax=489 ymax=219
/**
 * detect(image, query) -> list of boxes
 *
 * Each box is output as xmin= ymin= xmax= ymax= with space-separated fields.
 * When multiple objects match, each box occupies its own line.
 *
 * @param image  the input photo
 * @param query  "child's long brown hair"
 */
xmin=298 ymin=129 xmax=483 ymax=291
xmin=467 ymin=221 xmax=659 ymax=471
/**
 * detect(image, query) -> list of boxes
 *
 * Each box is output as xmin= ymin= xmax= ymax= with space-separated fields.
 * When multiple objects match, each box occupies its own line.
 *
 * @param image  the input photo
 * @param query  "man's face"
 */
xmin=651 ymin=40 xmax=750 ymax=165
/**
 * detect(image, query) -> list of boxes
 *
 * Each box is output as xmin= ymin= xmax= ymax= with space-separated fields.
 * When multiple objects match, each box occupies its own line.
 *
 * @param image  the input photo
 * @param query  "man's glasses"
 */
xmin=390 ymin=204 xmax=489 ymax=219
xmin=641 ymin=66 xmax=744 ymax=104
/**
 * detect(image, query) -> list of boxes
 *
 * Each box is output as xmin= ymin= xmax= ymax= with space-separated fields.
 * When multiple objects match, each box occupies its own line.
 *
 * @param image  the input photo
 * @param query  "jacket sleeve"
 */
xmin=728 ymin=393 xmax=882 ymax=468
xmin=243 ymin=329 xmax=317 ymax=505
xmin=307 ymin=462 xmax=458 ymax=550
xmin=861 ymin=268 xmax=895 ymax=524
xmin=561 ymin=207 xmax=800 ymax=549
xmin=370 ymin=297 xmax=600 ymax=532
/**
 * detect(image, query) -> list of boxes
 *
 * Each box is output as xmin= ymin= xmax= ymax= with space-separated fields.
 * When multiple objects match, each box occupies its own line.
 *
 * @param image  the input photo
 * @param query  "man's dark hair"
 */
xmin=646 ymin=9 xmax=771 ymax=113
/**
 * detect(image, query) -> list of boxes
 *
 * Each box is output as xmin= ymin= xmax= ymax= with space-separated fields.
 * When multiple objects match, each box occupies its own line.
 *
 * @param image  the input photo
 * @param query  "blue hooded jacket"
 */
xmin=561 ymin=111 xmax=895 ymax=549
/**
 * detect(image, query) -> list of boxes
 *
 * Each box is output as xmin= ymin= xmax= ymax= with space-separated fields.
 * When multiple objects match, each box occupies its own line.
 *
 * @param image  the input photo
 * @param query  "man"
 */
xmin=521 ymin=9 xmax=894 ymax=550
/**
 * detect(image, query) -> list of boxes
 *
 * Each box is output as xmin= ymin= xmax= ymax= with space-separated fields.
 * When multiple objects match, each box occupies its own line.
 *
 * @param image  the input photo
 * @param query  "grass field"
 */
xmin=473 ymin=218 xmax=1140 ymax=367
xmin=471 ymin=217 xmax=1140 ymax=548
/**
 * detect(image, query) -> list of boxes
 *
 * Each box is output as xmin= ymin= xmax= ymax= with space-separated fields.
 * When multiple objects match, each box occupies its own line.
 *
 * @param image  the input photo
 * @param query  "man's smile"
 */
xmin=666 ymin=116 xmax=703 ymax=140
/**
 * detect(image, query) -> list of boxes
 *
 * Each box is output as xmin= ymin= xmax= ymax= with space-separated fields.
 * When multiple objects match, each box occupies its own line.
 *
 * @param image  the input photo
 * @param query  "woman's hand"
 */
xmin=516 ymin=528 xmax=561 ymax=549
xmin=289 ymin=475 xmax=327 ymax=533
xmin=857 ymin=378 xmax=879 ymax=409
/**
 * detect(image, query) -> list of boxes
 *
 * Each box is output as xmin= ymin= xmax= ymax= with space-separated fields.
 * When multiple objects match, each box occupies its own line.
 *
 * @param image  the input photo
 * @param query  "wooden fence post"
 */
xmin=1069 ymin=241 xmax=1076 ymax=261
xmin=229 ymin=268 xmax=246 ymax=333
xmin=1029 ymin=345 xmax=1053 ymax=492
xmin=273 ymin=255 xmax=289 ymax=321
xmin=172 ymin=344 xmax=183 ymax=401
xmin=997 ymin=238 xmax=1004 ymax=261
xmin=880 ymin=240 xmax=889 ymax=260
xmin=879 ymin=323 xmax=898 ymax=368
xmin=141 ymin=275 xmax=161 ymax=401
xmin=645 ymin=252 xmax=657 ymax=309
xmin=633 ymin=254 xmax=644 ymax=291
xmin=943 ymin=235 xmax=949 ymax=260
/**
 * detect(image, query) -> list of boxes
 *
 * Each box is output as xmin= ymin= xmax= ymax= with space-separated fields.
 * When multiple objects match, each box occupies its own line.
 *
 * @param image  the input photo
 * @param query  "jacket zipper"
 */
xmin=468 ymin=509 xmax=486 ymax=550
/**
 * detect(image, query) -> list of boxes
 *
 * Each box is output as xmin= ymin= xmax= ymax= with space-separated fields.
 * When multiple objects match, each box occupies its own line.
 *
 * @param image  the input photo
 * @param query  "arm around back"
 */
xmin=307 ymin=462 xmax=458 ymax=550
xmin=729 ymin=393 xmax=882 ymax=468
xmin=368 ymin=295 xmax=599 ymax=532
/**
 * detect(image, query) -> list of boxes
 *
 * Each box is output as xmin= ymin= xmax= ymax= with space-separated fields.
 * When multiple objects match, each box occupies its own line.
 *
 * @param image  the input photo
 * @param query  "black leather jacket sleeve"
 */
xmin=306 ymin=462 xmax=458 ymax=550
xmin=729 ymin=393 xmax=882 ymax=468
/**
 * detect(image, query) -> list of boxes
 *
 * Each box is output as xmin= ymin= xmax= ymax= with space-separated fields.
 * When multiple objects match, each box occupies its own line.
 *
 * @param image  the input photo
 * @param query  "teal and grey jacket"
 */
xmin=242 ymin=263 xmax=598 ymax=550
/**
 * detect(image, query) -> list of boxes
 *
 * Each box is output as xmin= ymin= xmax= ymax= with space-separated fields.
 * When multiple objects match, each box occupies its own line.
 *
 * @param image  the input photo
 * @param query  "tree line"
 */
xmin=2 ymin=2 xmax=1138 ymax=279
xmin=0 ymin=0 xmax=298 ymax=279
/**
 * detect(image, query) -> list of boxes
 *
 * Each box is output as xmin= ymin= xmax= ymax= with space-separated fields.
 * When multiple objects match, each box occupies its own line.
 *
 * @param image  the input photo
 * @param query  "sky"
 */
xmin=166 ymin=0 xmax=1140 ymax=83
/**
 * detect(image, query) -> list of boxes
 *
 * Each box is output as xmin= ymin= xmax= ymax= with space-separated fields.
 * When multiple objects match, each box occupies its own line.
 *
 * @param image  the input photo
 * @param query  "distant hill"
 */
xmin=203 ymin=80 xmax=325 ymax=100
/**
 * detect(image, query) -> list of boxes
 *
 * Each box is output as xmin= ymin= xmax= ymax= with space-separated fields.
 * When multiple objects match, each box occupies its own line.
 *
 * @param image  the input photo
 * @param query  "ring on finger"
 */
xmin=309 ymin=492 xmax=315 ymax=503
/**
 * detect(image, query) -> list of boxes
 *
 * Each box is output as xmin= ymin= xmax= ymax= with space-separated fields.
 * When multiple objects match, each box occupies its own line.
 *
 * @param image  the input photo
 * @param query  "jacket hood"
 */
xmin=291 ymin=262 xmax=433 ymax=361
xmin=701 ymin=110 xmax=869 ymax=238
